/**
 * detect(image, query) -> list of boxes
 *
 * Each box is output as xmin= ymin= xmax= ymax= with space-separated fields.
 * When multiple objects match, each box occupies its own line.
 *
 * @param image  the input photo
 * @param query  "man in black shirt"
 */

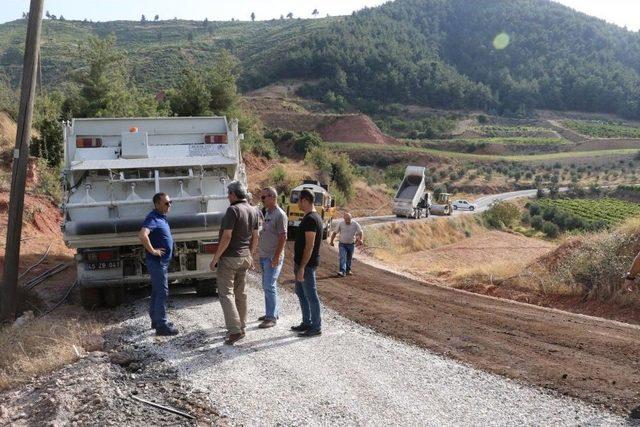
xmin=292 ymin=189 xmax=324 ymax=337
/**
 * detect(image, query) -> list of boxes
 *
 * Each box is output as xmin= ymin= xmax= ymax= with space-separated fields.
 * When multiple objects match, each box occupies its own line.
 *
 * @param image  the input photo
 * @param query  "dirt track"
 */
xmin=282 ymin=242 xmax=640 ymax=415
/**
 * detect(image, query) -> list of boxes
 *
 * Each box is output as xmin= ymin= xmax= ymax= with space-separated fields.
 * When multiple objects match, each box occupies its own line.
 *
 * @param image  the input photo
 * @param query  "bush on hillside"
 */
xmin=305 ymin=147 xmax=355 ymax=200
xmin=550 ymin=220 xmax=640 ymax=300
xmin=542 ymin=221 xmax=559 ymax=238
xmin=483 ymin=201 xmax=520 ymax=229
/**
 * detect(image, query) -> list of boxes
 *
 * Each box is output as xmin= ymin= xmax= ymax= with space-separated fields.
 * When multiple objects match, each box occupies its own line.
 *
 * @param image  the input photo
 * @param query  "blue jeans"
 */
xmin=294 ymin=264 xmax=321 ymax=331
xmin=339 ymin=243 xmax=355 ymax=274
xmin=147 ymin=260 xmax=169 ymax=328
xmin=260 ymin=256 xmax=284 ymax=320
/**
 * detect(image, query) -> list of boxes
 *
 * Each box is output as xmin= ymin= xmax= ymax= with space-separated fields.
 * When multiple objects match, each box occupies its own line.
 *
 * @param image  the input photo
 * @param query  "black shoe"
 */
xmin=298 ymin=329 xmax=322 ymax=337
xmin=258 ymin=315 xmax=279 ymax=321
xmin=155 ymin=325 xmax=179 ymax=336
xmin=151 ymin=321 xmax=174 ymax=330
xmin=290 ymin=323 xmax=310 ymax=332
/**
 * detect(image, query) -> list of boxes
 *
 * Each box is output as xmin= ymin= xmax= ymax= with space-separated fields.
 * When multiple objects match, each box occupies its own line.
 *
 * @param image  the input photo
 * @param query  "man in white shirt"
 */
xmin=330 ymin=212 xmax=363 ymax=277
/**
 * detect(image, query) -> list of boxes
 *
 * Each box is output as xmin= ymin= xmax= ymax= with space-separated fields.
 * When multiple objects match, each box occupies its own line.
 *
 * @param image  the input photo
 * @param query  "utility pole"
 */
xmin=1 ymin=0 xmax=44 ymax=322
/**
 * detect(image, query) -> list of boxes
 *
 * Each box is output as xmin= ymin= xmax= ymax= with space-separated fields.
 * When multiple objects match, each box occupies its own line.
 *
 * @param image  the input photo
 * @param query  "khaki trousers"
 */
xmin=217 ymin=256 xmax=252 ymax=334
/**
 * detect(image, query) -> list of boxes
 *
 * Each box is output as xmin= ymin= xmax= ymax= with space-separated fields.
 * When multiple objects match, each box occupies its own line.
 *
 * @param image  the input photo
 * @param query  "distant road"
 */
xmin=355 ymin=188 xmax=544 ymax=226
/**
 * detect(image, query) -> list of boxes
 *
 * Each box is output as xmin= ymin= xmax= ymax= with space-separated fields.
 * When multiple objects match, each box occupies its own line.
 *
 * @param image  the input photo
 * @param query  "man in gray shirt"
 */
xmin=330 ymin=212 xmax=363 ymax=277
xmin=257 ymin=187 xmax=287 ymax=328
xmin=210 ymin=181 xmax=259 ymax=345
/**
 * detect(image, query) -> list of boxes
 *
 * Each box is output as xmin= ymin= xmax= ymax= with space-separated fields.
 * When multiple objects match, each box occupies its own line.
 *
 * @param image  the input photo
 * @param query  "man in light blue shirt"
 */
xmin=257 ymin=187 xmax=287 ymax=328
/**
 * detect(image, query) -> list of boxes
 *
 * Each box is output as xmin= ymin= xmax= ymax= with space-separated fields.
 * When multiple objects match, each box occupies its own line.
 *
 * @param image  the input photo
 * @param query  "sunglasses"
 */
xmin=261 ymin=195 xmax=273 ymax=200
xmin=164 ymin=201 xmax=172 ymax=206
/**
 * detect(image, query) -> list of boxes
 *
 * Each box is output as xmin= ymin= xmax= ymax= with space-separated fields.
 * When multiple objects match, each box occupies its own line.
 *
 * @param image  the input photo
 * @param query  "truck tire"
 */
xmin=196 ymin=279 xmax=218 ymax=297
xmin=80 ymin=286 xmax=102 ymax=311
xmin=103 ymin=287 xmax=124 ymax=308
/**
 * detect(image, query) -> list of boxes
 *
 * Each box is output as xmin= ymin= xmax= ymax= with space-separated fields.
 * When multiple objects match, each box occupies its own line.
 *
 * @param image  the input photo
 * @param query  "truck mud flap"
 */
xmin=65 ymin=213 xmax=225 ymax=236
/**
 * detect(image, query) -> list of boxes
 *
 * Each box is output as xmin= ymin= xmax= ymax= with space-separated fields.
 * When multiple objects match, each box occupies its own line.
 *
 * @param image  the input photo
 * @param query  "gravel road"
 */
xmin=116 ymin=274 xmax=624 ymax=426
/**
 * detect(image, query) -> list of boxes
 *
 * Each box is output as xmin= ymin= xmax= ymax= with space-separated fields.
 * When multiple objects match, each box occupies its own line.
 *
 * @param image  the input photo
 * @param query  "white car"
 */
xmin=452 ymin=200 xmax=476 ymax=211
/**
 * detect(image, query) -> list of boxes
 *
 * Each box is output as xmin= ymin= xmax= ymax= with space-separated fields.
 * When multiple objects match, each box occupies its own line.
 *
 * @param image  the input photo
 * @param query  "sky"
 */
xmin=0 ymin=0 xmax=638 ymax=31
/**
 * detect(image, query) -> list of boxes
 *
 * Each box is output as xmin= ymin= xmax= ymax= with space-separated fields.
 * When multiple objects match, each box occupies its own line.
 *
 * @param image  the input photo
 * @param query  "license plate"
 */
xmin=87 ymin=261 xmax=121 ymax=270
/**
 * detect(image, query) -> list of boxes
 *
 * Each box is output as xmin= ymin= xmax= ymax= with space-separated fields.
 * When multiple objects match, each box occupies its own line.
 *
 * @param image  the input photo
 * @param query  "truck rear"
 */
xmin=392 ymin=166 xmax=430 ymax=219
xmin=61 ymin=117 xmax=246 ymax=308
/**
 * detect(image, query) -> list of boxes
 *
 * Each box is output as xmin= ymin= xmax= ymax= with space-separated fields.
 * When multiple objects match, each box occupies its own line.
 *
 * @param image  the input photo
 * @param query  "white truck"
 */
xmin=61 ymin=117 xmax=246 ymax=308
xmin=392 ymin=166 xmax=431 ymax=219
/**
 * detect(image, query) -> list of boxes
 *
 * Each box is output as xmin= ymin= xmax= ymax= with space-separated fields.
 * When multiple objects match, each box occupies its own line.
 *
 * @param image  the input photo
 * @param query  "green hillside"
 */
xmin=1 ymin=0 xmax=639 ymax=118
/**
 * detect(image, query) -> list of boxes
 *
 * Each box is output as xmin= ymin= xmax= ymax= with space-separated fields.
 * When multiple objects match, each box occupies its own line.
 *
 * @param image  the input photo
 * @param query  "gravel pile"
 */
xmin=115 ymin=273 xmax=625 ymax=426
xmin=0 ymin=324 xmax=223 ymax=426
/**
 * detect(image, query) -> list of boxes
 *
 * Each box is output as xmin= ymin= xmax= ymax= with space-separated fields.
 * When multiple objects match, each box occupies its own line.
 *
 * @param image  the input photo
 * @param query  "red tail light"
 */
xmin=76 ymin=137 xmax=103 ymax=148
xmin=204 ymin=134 xmax=228 ymax=144
xmin=200 ymin=242 xmax=219 ymax=254
xmin=84 ymin=249 xmax=118 ymax=261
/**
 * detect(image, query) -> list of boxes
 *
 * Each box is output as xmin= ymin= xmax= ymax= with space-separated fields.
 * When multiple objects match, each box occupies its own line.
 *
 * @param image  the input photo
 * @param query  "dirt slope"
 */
xmin=280 ymin=241 xmax=640 ymax=416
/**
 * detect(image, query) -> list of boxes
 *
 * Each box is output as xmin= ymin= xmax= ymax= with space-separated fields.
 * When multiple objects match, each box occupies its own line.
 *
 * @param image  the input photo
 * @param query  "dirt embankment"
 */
xmin=280 ymin=241 xmax=640 ymax=416
xmin=258 ymin=110 xmax=400 ymax=145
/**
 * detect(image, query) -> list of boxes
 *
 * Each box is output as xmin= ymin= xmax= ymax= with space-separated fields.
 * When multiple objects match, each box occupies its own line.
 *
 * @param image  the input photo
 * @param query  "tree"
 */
xmin=187 ymin=32 xmax=194 ymax=42
xmin=203 ymin=17 xmax=209 ymax=27
xmin=45 ymin=10 xmax=51 ymax=19
xmin=250 ymin=12 xmax=255 ymax=22
xmin=167 ymin=68 xmax=210 ymax=116
xmin=286 ymin=12 xmax=293 ymax=19
xmin=63 ymin=36 xmax=161 ymax=118
xmin=280 ymin=14 xmax=284 ymax=20
xmin=312 ymin=9 xmax=319 ymax=17
xmin=154 ymin=14 xmax=159 ymax=21
xmin=59 ymin=15 xmax=65 ymax=21
xmin=141 ymin=14 xmax=147 ymax=23
xmin=206 ymin=50 xmax=240 ymax=113
xmin=30 ymin=93 xmax=65 ymax=167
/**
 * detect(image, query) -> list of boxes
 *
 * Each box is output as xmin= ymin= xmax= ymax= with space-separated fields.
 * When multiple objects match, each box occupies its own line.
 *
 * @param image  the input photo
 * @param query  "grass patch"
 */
xmin=328 ymin=142 xmax=640 ymax=163
xmin=0 ymin=314 xmax=102 ymax=390
xmin=476 ymin=125 xmax=556 ymax=138
xmin=415 ymin=137 xmax=568 ymax=146
xmin=364 ymin=216 xmax=482 ymax=257
xmin=563 ymin=120 xmax=640 ymax=139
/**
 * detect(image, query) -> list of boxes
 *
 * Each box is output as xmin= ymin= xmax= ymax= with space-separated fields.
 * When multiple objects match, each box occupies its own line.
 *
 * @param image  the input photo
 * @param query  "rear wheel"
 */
xmin=103 ymin=287 xmax=124 ymax=308
xmin=80 ymin=286 xmax=102 ymax=311
xmin=453 ymin=205 xmax=458 ymax=210
xmin=469 ymin=206 xmax=475 ymax=211
xmin=196 ymin=279 xmax=218 ymax=297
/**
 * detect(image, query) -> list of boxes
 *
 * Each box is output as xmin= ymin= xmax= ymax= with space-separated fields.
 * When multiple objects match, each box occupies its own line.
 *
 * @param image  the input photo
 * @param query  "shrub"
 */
xmin=542 ymin=221 xmax=559 ymax=238
xmin=305 ymin=148 xmax=355 ymax=201
xmin=528 ymin=203 xmax=541 ymax=216
xmin=531 ymin=215 xmax=544 ymax=230
xmin=268 ymin=165 xmax=295 ymax=195
xmin=483 ymin=201 xmax=520 ymax=229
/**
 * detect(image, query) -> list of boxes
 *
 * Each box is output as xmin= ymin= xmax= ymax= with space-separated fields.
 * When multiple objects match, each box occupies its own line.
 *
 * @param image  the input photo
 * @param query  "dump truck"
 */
xmin=286 ymin=180 xmax=336 ymax=239
xmin=393 ymin=166 xmax=431 ymax=219
xmin=61 ymin=117 xmax=246 ymax=308
xmin=430 ymin=192 xmax=453 ymax=216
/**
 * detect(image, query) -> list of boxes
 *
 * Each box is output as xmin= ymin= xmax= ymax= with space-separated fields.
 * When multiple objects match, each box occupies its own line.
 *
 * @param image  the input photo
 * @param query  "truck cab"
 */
xmin=286 ymin=180 xmax=336 ymax=240
xmin=61 ymin=117 xmax=246 ymax=308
